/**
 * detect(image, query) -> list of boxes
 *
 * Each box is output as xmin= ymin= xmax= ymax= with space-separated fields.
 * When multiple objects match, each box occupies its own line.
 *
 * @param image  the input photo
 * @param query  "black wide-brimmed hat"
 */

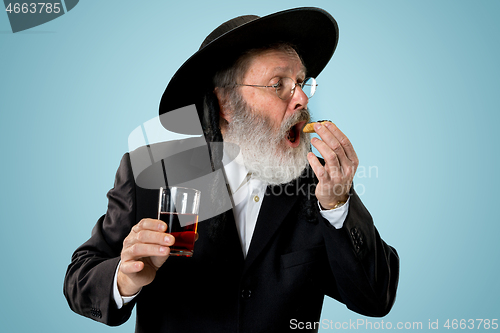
xmin=159 ymin=7 xmax=338 ymax=133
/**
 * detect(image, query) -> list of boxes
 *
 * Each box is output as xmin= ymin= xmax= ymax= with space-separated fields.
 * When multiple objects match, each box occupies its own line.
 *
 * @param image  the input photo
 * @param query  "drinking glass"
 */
xmin=158 ymin=186 xmax=200 ymax=257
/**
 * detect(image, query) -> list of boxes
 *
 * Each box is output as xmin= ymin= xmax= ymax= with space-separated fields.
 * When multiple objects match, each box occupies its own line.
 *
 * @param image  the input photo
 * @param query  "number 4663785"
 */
xmin=5 ymin=3 xmax=61 ymax=14
xmin=444 ymin=319 xmax=498 ymax=330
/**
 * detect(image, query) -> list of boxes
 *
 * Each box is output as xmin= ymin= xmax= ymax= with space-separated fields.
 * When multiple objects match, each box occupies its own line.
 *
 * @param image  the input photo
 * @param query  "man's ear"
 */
xmin=214 ymin=87 xmax=231 ymax=124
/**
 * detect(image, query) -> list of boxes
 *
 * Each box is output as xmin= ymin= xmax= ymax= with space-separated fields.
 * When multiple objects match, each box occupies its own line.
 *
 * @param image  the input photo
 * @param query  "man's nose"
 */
xmin=289 ymin=84 xmax=309 ymax=111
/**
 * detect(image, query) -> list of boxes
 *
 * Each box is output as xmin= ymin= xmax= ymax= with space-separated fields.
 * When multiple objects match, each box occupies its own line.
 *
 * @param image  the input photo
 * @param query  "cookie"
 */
xmin=302 ymin=120 xmax=331 ymax=133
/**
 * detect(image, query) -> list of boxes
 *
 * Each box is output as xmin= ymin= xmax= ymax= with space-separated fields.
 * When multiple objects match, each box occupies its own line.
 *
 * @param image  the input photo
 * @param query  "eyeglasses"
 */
xmin=234 ymin=77 xmax=317 ymax=101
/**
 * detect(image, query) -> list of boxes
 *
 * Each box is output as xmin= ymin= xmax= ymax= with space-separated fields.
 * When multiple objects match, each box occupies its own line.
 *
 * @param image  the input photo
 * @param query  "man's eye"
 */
xmin=272 ymin=80 xmax=283 ymax=89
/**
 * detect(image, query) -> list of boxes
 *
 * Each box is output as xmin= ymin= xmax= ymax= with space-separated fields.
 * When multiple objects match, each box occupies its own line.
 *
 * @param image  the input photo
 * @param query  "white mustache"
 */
xmin=278 ymin=108 xmax=311 ymax=138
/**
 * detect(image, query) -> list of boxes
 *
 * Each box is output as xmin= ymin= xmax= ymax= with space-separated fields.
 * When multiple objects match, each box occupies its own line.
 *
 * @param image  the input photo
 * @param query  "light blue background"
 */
xmin=1 ymin=1 xmax=499 ymax=332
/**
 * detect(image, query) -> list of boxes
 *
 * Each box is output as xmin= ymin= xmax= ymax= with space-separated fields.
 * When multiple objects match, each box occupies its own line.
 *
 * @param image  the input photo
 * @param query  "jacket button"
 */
xmin=90 ymin=307 xmax=102 ymax=318
xmin=241 ymin=289 xmax=252 ymax=299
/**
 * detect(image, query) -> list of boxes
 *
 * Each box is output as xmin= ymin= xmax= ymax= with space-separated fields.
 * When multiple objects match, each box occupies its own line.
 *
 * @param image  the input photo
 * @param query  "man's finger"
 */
xmin=120 ymin=260 xmax=145 ymax=274
xmin=323 ymin=122 xmax=358 ymax=164
xmin=133 ymin=218 xmax=167 ymax=233
xmin=121 ymin=243 xmax=170 ymax=262
xmin=313 ymin=122 xmax=352 ymax=171
xmin=123 ymin=229 xmax=174 ymax=249
xmin=307 ymin=152 xmax=327 ymax=179
xmin=311 ymin=137 xmax=342 ymax=178
xmin=136 ymin=230 xmax=175 ymax=246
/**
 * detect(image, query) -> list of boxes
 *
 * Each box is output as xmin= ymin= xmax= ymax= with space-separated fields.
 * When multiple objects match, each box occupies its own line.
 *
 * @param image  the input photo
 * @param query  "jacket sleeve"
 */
xmin=320 ymin=188 xmax=400 ymax=317
xmin=63 ymin=153 xmax=138 ymax=326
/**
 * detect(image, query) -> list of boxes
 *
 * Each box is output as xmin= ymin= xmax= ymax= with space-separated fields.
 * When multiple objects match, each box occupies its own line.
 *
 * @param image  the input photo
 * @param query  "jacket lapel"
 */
xmin=243 ymin=182 xmax=299 ymax=273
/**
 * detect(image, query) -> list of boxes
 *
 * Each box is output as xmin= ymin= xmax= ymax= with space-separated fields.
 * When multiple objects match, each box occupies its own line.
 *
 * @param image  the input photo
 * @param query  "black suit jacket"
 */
xmin=64 ymin=139 xmax=399 ymax=332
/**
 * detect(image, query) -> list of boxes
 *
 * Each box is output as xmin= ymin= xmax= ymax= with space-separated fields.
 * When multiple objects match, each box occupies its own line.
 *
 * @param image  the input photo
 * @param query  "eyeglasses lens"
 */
xmin=302 ymin=77 xmax=317 ymax=99
xmin=276 ymin=77 xmax=317 ymax=100
xmin=275 ymin=78 xmax=292 ymax=100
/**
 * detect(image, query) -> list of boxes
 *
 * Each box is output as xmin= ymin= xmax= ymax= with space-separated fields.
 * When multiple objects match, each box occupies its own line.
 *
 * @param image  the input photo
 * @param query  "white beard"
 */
xmin=223 ymin=98 xmax=311 ymax=185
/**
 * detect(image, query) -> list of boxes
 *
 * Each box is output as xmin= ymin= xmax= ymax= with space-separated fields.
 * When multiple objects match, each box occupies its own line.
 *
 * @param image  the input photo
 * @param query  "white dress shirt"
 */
xmin=114 ymin=150 xmax=350 ymax=308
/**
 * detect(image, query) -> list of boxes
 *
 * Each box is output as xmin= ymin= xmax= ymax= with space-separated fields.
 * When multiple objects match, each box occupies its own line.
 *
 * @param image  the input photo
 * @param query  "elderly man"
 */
xmin=64 ymin=8 xmax=399 ymax=332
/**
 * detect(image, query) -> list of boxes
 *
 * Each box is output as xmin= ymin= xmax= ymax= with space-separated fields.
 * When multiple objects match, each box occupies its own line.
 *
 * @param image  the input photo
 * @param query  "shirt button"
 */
xmin=253 ymin=195 xmax=259 ymax=202
xmin=241 ymin=289 xmax=252 ymax=299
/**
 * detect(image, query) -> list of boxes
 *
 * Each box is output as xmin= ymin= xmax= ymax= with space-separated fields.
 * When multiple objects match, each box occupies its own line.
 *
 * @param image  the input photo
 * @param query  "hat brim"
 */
xmin=159 ymin=7 xmax=339 ymax=133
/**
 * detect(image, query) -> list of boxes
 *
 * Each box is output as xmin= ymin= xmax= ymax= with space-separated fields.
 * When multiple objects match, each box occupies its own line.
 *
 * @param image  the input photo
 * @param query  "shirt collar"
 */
xmin=222 ymin=148 xmax=249 ymax=195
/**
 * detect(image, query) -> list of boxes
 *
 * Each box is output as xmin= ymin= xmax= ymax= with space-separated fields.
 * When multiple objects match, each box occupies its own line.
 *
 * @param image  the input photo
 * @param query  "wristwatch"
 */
xmin=332 ymin=201 xmax=346 ymax=210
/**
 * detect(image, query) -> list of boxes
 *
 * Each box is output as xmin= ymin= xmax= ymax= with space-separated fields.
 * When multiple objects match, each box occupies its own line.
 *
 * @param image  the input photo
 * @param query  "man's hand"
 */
xmin=307 ymin=121 xmax=359 ymax=209
xmin=117 ymin=218 xmax=175 ymax=296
